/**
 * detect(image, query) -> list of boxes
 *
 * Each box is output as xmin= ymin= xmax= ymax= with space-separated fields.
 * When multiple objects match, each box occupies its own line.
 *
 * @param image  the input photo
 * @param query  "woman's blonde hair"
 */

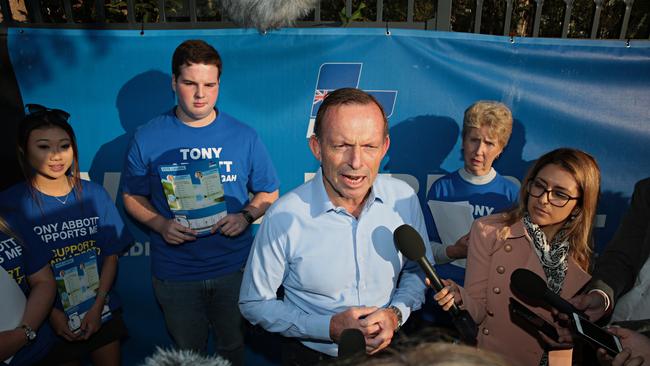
xmin=504 ymin=148 xmax=601 ymax=271
xmin=463 ymin=101 xmax=513 ymax=149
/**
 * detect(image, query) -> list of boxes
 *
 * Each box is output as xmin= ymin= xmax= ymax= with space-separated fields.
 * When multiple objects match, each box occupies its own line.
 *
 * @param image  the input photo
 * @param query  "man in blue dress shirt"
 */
xmin=239 ymin=88 xmax=431 ymax=365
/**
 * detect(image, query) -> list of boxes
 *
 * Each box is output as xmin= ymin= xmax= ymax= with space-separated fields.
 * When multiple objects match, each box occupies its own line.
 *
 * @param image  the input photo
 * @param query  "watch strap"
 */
xmin=240 ymin=209 xmax=254 ymax=224
xmin=388 ymin=305 xmax=403 ymax=332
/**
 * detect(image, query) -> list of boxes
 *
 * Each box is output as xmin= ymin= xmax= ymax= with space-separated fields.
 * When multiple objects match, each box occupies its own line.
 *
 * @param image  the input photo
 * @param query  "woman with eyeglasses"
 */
xmin=0 ymin=105 xmax=132 ymax=366
xmin=432 ymin=148 xmax=601 ymax=366
xmin=0 ymin=213 xmax=56 ymax=366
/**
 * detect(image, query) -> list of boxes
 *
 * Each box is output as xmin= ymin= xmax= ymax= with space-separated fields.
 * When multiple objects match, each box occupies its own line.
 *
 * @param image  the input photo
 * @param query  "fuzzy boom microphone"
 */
xmin=219 ymin=0 xmax=318 ymax=32
xmin=140 ymin=347 xmax=231 ymax=366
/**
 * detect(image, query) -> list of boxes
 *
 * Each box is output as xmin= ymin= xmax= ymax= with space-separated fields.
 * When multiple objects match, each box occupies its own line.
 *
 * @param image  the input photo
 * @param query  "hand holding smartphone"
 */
xmin=571 ymin=313 xmax=623 ymax=357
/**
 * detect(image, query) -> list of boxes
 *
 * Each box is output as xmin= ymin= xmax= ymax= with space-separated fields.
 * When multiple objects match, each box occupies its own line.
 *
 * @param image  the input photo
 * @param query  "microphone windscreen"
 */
xmin=141 ymin=347 xmax=231 ymax=366
xmin=219 ymin=0 xmax=318 ymax=32
xmin=394 ymin=224 xmax=426 ymax=260
xmin=511 ymin=268 xmax=549 ymax=300
xmin=338 ymin=328 xmax=365 ymax=358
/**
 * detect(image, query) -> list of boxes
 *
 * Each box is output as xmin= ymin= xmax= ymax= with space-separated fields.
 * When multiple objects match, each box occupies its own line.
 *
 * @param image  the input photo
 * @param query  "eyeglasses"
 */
xmin=25 ymin=104 xmax=71 ymax=122
xmin=527 ymin=180 xmax=580 ymax=208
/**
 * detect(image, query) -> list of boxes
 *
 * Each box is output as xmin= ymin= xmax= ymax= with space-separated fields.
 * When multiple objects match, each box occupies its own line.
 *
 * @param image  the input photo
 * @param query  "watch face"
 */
xmin=22 ymin=325 xmax=36 ymax=341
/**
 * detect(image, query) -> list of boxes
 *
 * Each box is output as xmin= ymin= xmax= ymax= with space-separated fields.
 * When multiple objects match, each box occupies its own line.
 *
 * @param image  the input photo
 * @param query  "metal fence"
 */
xmin=0 ymin=0 xmax=648 ymax=40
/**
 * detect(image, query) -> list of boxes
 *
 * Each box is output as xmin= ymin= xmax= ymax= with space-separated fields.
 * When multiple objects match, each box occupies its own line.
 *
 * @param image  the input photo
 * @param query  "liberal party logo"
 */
xmin=306 ymin=63 xmax=398 ymax=137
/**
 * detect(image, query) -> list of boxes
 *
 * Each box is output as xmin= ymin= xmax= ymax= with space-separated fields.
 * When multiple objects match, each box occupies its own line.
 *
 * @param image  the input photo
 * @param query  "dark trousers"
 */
xmin=281 ymin=337 xmax=334 ymax=366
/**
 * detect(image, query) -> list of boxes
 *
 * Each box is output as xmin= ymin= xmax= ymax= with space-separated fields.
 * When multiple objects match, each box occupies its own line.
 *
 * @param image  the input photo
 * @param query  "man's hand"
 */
xmin=158 ymin=219 xmax=197 ymax=245
xmin=446 ymin=234 xmax=469 ymax=259
xmin=596 ymin=327 xmax=650 ymax=366
xmin=330 ymin=306 xmax=378 ymax=343
xmin=212 ymin=213 xmax=249 ymax=237
xmin=597 ymin=348 xmax=644 ymax=366
xmin=360 ymin=308 xmax=399 ymax=355
xmin=50 ymin=308 xmax=79 ymax=342
xmin=570 ymin=291 xmax=608 ymax=322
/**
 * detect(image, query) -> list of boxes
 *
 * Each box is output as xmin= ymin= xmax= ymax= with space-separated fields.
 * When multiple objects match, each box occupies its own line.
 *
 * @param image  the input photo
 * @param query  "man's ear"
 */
xmin=308 ymin=135 xmax=321 ymax=161
xmin=171 ymin=74 xmax=177 ymax=92
xmin=381 ymin=134 xmax=391 ymax=158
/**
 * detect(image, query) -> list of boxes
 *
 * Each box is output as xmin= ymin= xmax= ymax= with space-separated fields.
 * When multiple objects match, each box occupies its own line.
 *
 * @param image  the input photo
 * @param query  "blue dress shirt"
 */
xmin=239 ymin=169 xmax=432 ymax=356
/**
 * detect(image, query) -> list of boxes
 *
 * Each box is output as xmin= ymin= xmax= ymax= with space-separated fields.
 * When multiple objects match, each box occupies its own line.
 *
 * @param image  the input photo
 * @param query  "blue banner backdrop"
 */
xmin=7 ymin=27 xmax=650 ymax=364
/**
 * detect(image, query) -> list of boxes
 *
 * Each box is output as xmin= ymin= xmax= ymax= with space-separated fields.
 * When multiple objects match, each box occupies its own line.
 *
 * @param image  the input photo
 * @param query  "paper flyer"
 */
xmin=159 ymin=160 xmax=228 ymax=236
xmin=427 ymin=200 xmax=475 ymax=268
xmin=53 ymin=250 xmax=111 ymax=333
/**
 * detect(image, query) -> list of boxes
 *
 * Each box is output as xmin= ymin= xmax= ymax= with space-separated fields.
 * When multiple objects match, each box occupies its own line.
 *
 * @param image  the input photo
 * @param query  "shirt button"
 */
xmin=496 ymin=266 xmax=505 ymax=274
xmin=487 ymin=309 xmax=494 ymax=316
xmin=493 ymin=287 xmax=501 ymax=294
xmin=482 ymin=328 xmax=490 ymax=335
xmin=504 ymin=244 xmax=512 ymax=252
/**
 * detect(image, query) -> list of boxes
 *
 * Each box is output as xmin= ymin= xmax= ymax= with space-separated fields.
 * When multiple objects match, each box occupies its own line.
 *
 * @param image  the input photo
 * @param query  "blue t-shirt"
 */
xmin=121 ymin=109 xmax=279 ymax=281
xmin=0 ymin=180 xmax=133 ymax=314
xmin=1 ymin=212 xmax=55 ymax=366
xmin=424 ymin=169 xmax=518 ymax=285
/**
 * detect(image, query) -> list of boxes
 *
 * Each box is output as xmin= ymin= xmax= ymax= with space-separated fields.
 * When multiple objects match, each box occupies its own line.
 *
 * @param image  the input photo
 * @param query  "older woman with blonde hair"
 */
xmin=434 ymin=148 xmax=601 ymax=366
xmin=422 ymin=101 xmax=518 ymax=325
xmin=425 ymin=101 xmax=518 ymax=281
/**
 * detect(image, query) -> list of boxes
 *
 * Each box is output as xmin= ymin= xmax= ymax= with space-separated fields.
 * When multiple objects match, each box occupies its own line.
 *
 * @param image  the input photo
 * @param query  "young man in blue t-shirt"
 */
xmin=121 ymin=40 xmax=279 ymax=366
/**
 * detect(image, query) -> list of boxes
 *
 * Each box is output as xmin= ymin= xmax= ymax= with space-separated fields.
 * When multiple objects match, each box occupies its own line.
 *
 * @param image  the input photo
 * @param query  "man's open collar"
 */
xmin=310 ymin=168 xmax=385 ymax=217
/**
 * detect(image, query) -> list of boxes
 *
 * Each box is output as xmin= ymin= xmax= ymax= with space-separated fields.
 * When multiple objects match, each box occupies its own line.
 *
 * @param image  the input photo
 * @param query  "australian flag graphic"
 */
xmin=307 ymin=63 xmax=398 ymax=137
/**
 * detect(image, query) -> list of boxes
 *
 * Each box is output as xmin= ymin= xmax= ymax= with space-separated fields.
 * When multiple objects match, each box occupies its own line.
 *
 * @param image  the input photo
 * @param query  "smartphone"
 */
xmin=572 ymin=313 xmax=622 ymax=356
xmin=509 ymin=297 xmax=559 ymax=341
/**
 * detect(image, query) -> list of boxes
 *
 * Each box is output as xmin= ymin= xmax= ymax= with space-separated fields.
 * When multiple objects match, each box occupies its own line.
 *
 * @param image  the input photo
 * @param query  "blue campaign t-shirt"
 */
xmin=1 ymin=212 xmax=55 ymax=366
xmin=424 ymin=169 xmax=519 ymax=285
xmin=0 ymin=180 xmax=133 ymax=314
xmin=121 ymin=109 xmax=279 ymax=281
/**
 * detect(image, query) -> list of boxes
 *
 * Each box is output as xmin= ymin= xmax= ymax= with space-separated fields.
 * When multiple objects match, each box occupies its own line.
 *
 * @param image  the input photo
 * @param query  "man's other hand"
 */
xmin=360 ymin=308 xmax=399 ymax=355
xmin=212 ymin=213 xmax=249 ymax=237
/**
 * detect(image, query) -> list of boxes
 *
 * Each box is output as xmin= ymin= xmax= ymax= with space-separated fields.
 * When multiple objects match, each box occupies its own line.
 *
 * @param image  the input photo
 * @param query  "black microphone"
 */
xmin=510 ymin=268 xmax=586 ymax=317
xmin=394 ymin=224 xmax=477 ymax=345
xmin=338 ymin=328 xmax=366 ymax=358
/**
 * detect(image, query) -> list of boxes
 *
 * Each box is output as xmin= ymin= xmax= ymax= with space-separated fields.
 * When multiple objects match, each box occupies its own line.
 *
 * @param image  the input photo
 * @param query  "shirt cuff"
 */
xmin=431 ymin=242 xmax=452 ymax=264
xmin=304 ymin=314 xmax=333 ymax=341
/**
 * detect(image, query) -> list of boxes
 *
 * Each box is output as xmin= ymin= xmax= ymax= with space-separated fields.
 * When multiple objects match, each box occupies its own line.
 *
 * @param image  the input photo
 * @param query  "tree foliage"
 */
xmin=4 ymin=0 xmax=648 ymax=39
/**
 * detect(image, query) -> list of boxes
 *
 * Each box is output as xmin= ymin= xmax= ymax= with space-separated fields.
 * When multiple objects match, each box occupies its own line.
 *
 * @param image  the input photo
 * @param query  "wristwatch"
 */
xmin=240 ymin=209 xmax=254 ymax=224
xmin=388 ymin=305 xmax=403 ymax=332
xmin=19 ymin=324 xmax=36 ymax=343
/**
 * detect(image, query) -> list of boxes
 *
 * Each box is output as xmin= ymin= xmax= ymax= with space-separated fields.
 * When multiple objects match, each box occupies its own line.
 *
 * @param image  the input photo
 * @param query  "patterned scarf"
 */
xmin=523 ymin=212 xmax=571 ymax=366
xmin=523 ymin=212 xmax=570 ymax=294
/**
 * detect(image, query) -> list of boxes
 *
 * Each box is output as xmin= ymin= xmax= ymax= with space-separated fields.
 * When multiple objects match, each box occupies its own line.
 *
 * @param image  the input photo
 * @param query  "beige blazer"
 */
xmin=459 ymin=214 xmax=591 ymax=366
